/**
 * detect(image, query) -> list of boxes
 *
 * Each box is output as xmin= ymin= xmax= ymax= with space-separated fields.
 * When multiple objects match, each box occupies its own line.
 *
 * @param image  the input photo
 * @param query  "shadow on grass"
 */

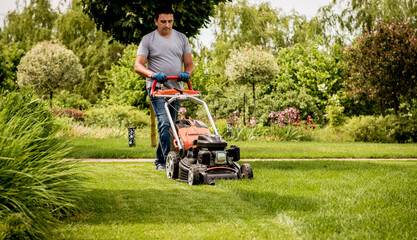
xmin=73 ymin=185 xmax=319 ymax=225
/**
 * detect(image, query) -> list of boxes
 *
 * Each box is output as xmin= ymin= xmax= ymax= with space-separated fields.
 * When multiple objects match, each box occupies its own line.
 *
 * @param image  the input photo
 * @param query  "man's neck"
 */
xmin=157 ymin=29 xmax=172 ymax=38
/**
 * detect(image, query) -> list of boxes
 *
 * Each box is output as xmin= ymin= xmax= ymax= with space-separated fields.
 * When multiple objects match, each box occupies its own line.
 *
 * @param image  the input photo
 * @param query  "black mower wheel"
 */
xmin=166 ymin=151 xmax=180 ymax=179
xmin=188 ymin=166 xmax=200 ymax=185
xmin=241 ymin=163 xmax=253 ymax=179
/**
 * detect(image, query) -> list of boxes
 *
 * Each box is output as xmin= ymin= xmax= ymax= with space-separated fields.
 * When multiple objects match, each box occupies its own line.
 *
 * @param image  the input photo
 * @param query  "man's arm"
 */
xmin=134 ymin=55 xmax=153 ymax=78
xmin=183 ymin=53 xmax=194 ymax=76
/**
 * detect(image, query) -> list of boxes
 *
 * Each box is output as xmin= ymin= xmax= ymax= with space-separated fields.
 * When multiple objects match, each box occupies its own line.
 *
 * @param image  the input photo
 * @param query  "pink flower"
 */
xmin=179 ymin=107 xmax=187 ymax=114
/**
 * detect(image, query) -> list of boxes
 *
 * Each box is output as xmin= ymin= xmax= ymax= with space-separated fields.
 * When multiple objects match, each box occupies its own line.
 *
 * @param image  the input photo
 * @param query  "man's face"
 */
xmin=154 ymin=13 xmax=174 ymax=36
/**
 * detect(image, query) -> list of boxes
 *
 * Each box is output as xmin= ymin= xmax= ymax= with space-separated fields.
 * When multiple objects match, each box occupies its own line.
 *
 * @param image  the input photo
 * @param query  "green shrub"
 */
xmin=0 ymin=90 xmax=82 ymax=239
xmin=325 ymin=95 xmax=346 ymax=127
xmin=342 ymin=115 xmax=417 ymax=143
xmin=53 ymin=90 xmax=91 ymax=110
xmin=389 ymin=117 xmax=417 ymax=143
xmin=84 ymin=105 xmax=149 ymax=128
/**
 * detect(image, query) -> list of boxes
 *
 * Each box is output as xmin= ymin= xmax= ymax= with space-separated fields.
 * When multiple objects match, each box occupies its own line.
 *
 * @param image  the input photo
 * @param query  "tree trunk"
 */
xmin=252 ymin=84 xmax=256 ymax=121
xmin=393 ymin=94 xmax=399 ymax=116
xmin=150 ymin=104 xmax=157 ymax=148
xmin=50 ymin=90 xmax=53 ymax=108
xmin=243 ymin=92 xmax=246 ymax=125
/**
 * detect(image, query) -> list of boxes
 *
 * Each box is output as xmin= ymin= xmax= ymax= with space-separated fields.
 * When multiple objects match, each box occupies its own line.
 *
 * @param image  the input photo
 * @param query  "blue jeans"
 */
xmin=147 ymin=87 xmax=181 ymax=166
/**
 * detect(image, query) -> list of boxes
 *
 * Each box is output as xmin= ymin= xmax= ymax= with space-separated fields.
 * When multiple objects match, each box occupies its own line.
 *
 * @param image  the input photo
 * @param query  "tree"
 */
xmin=344 ymin=20 xmax=417 ymax=115
xmin=81 ymin=0 xmax=230 ymax=45
xmin=17 ymin=41 xmax=84 ymax=104
xmin=319 ymin=0 xmax=417 ymax=44
xmin=226 ymin=46 xmax=278 ymax=121
xmin=0 ymin=0 xmax=58 ymax=91
xmin=54 ymin=1 xmax=125 ymax=103
xmin=208 ymin=0 xmax=326 ymax=76
xmin=275 ymin=40 xmax=345 ymax=108
xmin=257 ymin=40 xmax=346 ymax=124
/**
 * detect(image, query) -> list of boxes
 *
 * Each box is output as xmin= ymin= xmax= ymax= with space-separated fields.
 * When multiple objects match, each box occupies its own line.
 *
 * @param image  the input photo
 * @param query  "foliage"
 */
xmin=319 ymin=0 xmax=417 ymax=44
xmin=84 ymin=105 xmax=149 ymax=128
xmin=0 ymin=90 xmax=82 ymax=239
xmin=344 ymin=20 xmax=417 ymax=115
xmin=343 ymin=115 xmax=417 ymax=143
xmin=253 ymin=40 xmax=345 ymax=124
xmin=52 ymin=90 xmax=91 ymax=111
xmin=81 ymin=0 xmax=230 ymax=45
xmin=257 ymin=87 xmax=323 ymax=125
xmin=54 ymin=2 xmax=126 ymax=103
xmin=325 ymin=95 xmax=346 ymax=127
xmin=17 ymin=41 xmax=84 ymax=102
xmin=103 ymin=44 xmax=147 ymax=109
xmin=55 ymin=116 xmax=128 ymax=139
xmin=0 ymin=0 xmax=58 ymax=49
xmin=275 ymin=40 xmax=344 ymax=103
xmin=0 ymin=43 xmax=25 ymax=91
xmin=210 ymin=0 xmax=326 ymax=75
xmin=53 ymin=108 xmax=86 ymax=122
xmin=0 ymin=0 xmax=58 ymax=91
xmin=226 ymin=46 xmax=278 ymax=120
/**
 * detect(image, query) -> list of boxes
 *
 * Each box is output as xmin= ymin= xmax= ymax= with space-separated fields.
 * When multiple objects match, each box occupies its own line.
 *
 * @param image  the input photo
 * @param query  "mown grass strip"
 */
xmin=54 ymin=161 xmax=417 ymax=239
xmin=68 ymin=138 xmax=417 ymax=159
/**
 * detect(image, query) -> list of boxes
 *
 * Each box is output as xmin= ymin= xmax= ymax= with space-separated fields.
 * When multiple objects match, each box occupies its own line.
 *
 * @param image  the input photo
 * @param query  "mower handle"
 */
xmin=150 ymin=76 xmax=194 ymax=96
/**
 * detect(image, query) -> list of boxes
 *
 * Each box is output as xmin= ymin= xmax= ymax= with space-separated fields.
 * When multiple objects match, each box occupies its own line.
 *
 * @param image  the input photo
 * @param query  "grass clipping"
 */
xmin=0 ymin=90 xmax=82 ymax=239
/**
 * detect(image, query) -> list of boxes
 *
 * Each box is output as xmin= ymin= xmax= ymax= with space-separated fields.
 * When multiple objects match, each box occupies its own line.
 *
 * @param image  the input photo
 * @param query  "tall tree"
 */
xmin=344 ymin=20 xmax=417 ymax=115
xmin=81 ymin=0 xmax=230 ymax=45
xmin=55 ymin=1 xmax=125 ymax=103
xmin=210 ymin=0 xmax=325 ymax=75
xmin=319 ymin=0 xmax=417 ymax=44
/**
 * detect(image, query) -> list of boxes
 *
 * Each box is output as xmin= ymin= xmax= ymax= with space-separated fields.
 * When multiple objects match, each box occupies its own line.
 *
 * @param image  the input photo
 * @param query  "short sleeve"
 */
xmin=137 ymin=37 xmax=149 ymax=57
xmin=183 ymin=35 xmax=191 ymax=55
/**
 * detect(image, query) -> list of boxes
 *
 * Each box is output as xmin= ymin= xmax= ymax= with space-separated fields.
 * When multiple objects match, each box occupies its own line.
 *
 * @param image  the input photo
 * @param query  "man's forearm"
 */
xmin=184 ymin=64 xmax=194 ymax=76
xmin=134 ymin=64 xmax=153 ymax=78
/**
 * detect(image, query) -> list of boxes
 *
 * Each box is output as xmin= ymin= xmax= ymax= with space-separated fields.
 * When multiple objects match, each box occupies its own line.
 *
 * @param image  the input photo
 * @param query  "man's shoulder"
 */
xmin=172 ymin=29 xmax=187 ymax=39
xmin=141 ymin=30 xmax=158 ymax=40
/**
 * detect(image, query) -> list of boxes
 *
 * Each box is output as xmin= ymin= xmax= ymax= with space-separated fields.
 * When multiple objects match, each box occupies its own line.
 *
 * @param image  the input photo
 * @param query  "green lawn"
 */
xmin=54 ymin=161 xmax=417 ymax=239
xmin=68 ymin=137 xmax=417 ymax=159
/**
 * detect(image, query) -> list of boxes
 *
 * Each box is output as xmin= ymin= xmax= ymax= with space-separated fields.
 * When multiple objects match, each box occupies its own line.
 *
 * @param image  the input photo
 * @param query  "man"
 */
xmin=134 ymin=6 xmax=194 ymax=170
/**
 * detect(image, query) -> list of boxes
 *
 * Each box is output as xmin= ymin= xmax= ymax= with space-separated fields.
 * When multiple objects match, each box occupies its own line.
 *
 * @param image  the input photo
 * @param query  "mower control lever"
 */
xmin=150 ymin=76 xmax=193 ymax=96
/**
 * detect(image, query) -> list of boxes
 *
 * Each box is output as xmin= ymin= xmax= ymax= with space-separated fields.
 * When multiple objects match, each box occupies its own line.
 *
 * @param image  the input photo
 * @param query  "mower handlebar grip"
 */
xmin=150 ymin=76 xmax=194 ymax=96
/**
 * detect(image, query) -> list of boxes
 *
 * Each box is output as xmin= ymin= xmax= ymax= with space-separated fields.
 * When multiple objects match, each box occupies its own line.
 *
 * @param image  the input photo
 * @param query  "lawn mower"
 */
xmin=151 ymin=77 xmax=253 ymax=185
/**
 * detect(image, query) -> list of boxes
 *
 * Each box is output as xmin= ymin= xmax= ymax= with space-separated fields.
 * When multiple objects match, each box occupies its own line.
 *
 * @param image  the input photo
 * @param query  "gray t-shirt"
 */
xmin=137 ymin=29 xmax=191 ymax=89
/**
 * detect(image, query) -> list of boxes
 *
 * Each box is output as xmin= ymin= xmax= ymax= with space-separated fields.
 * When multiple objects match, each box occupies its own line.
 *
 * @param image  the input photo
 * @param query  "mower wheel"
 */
xmin=241 ymin=163 xmax=253 ymax=179
xmin=188 ymin=166 xmax=200 ymax=185
xmin=166 ymin=151 xmax=180 ymax=179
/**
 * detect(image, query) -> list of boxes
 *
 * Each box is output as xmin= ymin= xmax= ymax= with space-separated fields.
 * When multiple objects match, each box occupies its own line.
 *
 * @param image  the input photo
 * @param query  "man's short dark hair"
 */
xmin=154 ymin=5 xmax=174 ymax=20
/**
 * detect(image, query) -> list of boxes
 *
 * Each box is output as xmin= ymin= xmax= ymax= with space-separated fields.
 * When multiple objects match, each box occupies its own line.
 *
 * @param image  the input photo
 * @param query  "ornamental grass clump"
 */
xmin=0 ymin=90 xmax=82 ymax=239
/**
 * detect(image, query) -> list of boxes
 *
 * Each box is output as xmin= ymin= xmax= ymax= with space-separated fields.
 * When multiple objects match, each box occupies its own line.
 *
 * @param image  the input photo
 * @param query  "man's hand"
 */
xmin=178 ymin=72 xmax=190 ymax=82
xmin=151 ymin=72 xmax=167 ymax=83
